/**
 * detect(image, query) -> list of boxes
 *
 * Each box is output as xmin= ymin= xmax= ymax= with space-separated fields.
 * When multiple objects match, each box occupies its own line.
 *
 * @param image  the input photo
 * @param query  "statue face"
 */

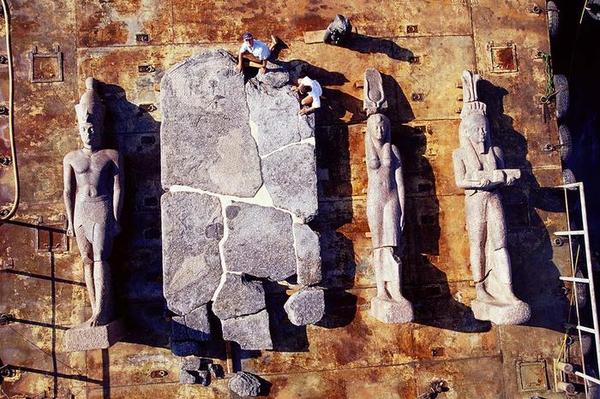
xmin=79 ymin=121 xmax=102 ymax=149
xmin=463 ymin=114 xmax=489 ymax=146
xmin=373 ymin=119 xmax=388 ymax=141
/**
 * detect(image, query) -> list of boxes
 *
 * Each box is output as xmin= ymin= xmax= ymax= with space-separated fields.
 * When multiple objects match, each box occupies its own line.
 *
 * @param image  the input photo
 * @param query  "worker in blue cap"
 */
xmin=236 ymin=32 xmax=280 ymax=74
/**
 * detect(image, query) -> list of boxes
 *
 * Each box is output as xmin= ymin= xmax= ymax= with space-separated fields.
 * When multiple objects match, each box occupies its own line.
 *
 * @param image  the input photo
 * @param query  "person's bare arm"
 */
xmin=113 ymin=152 xmax=124 ymax=231
xmin=63 ymin=154 xmax=75 ymax=236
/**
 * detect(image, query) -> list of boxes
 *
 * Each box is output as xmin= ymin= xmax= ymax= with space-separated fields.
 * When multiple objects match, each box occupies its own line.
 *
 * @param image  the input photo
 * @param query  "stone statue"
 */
xmin=364 ymin=68 xmax=413 ymax=323
xmin=62 ymin=77 xmax=125 ymax=351
xmin=453 ymin=70 xmax=530 ymax=325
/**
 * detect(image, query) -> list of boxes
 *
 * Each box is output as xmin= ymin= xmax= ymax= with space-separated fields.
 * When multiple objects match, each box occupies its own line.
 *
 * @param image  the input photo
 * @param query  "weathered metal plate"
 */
xmin=77 ymin=0 xmax=174 ymax=47
xmin=171 ymin=0 xmax=472 ymax=44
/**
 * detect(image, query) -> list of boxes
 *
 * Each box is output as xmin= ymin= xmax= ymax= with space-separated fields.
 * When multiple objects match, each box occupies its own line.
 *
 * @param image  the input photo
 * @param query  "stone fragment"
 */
xmin=293 ymin=223 xmax=322 ymax=286
xmin=186 ymin=305 xmax=212 ymax=341
xmin=370 ymin=297 xmax=414 ymax=324
xmin=221 ymin=310 xmax=273 ymax=350
xmin=262 ymin=143 xmax=318 ymax=221
xmin=180 ymin=369 xmax=196 ymax=384
xmin=284 ymin=287 xmax=325 ymax=326
xmin=162 ymin=192 xmax=223 ymax=315
xmin=63 ymin=320 xmax=125 ymax=352
xmin=170 ymin=340 xmax=199 ymax=357
xmin=253 ymin=61 xmax=290 ymax=88
xmin=172 ymin=304 xmax=211 ymax=342
xmin=223 ymin=203 xmax=296 ymax=281
xmin=246 ymin=81 xmax=313 ymax=156
xmin=181 ymin=356 xmax=202 ymax=371
xmin=229 ymin=372 xmax=263 ymax=397
xmin=160 ymin=50 xmax=262 ymax=196
xmin=208 ymin=363 xmax=225 ymax=379
xmin=212 ymin=273 xmax=266 ymax=320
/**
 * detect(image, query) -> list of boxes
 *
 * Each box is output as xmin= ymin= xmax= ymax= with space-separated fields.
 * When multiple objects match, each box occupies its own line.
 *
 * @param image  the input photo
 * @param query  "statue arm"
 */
xmin=365 ymin=136 xmax=380 ymax=169
xmin=113 ymin=153 xmax=124 ymax=225
xmin=392 ymin=145 xmax=406 ymax=230
xmin=63 ymin=156 xmax=75 ymax=236
xmin=453 ymin=150 xmax=488 ymax=189
xmin=493 ymin=146 xmax=506 ymax=169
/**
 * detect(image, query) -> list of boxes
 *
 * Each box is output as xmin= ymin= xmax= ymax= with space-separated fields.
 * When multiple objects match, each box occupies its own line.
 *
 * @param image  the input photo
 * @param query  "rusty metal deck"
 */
xmin=0 ymin=1 xmax=572 ymax=398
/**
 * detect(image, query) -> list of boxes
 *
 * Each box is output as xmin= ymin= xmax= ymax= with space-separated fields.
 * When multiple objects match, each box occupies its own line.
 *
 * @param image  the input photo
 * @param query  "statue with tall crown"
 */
xmin=453 ymin=70 xmax=530 ymax=325
xmin=63 ymin=77 xmax=125 ymax=351
xmin=364 ymin=68 xmax=413 ymax=323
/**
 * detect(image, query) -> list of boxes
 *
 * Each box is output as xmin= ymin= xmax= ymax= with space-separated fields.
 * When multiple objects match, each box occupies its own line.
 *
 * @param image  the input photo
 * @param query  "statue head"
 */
xmin=460 ymin=113 xmax=491 ymax=153
xmin=75 ymin=77 xmax=105 ymax=150
xmin=367 ymin=113 xmax=391 ymax=143
xmin=459 ymin=70 xmax=491 ymax=153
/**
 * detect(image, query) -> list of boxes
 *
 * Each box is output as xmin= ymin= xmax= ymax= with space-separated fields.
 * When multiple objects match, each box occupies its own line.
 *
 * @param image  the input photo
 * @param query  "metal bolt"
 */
xmin=0 ymin=155 xmax=11 ymax=166
xmin=138 ymin=64 xmax=156 ymax=73
xmin=136 ymin=33 xmax=150 ymax=43
xmin=0 ymin=105 xmax=9 ymax=115
xmin=139 ymin=103 xmax=157 ymax=113
xmin=0 ymin=209 xmax=9 ymax=217
xmin=0 ymin=55 xmax=7 ymax=64
xmin=529 ymin=4 xmax=543 ymax=14
xmin=553 ymin=237 xmax=564 ymax=247
xmin=407 ymin=25 xmax=418 ymax=34
xmin=411 ymin=93 xmax=424 ymax=102
xmin=150 ymin=369 xmax=168 ymax=378
xmin=409 ymin=56 xmax=421 ymax=64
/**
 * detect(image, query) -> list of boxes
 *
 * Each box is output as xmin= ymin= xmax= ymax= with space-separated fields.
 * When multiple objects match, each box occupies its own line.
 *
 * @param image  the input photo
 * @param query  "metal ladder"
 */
xmin=556 ymin=182 xmax=600 ymax=395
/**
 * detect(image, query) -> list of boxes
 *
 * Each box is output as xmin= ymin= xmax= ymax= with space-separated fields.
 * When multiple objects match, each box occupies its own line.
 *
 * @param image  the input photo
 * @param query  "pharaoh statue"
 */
xmin=453 ymin=70 xmax=530 ymax=325
xmin=62 ymin=77 xmax=125 ymax=351
xmin=364 ymin=68 xmax=413 ymax=323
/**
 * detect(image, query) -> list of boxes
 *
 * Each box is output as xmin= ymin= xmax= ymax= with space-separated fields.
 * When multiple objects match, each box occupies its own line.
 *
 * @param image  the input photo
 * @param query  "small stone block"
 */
xmin=229 ymin=371 xmax=262 ymax=397
xmin=181 ymin=356 xmax=202 ymax=371
xmin=471 ymin=299 xmax=531 ymax=325
xmin=180 ymin=369 xmax=196 ymax=384
xmin=284 ymin=287 xmax=325 ymax=326
xmin=303 ymin=30 xmax=327 ymax=44
xmin=370 ymin=297 xmax=414 ymax=324
xmin=63 ymin=319 xmax=125 ymax=352
xmin=293 ymin=224 xmax=322 ymax=286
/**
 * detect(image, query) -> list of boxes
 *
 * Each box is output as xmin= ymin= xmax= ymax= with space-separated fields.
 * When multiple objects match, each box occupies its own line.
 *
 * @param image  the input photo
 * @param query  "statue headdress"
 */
xmin=459 ymin=70 xmax=492 ymax=153
xmin=75 ymin=77 xmax=105 ymax=130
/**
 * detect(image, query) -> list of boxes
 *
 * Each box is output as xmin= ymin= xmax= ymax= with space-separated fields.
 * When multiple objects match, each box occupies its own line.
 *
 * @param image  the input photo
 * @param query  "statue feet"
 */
xmin=473 ymin=282 xmax=530 ymax=324
xmin=370 ymin=295 xmax=413 ymax=324
xmin=471 ymin=299 xmax=530 ymax=325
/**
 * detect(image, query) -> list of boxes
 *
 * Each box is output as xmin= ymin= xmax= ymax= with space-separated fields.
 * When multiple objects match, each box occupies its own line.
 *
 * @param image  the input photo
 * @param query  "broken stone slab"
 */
xmin=293 ymin=223 xmax=322 ymax=286
xmin=221 ymin=310 xmax=273 ymax=350
xmin=262 ymin=143 xmax=318 ymax=222
xmin=229 ymin=371 xmax=263 ymax=397
xmin=212 ymin=273 xmax=266 ymax=320
xmin=370 ymin=296 xmax=414 ymax=324
xmin=222 ymin=202 xmax=296 ymax=281
xmin=253 ymin=61 xmax=290 ymax=88
xmin=172 ymin=304 xmax=211 ymax=342
xmin=160 ymin=49 xmax=262 ymax=196
xmin=284 ymin=287 xmax=325 ymax=326
xmin=63 ymin=319 xmax=125 ymax=352
xmin=162 ymin=191 xmax=223 ymax=315
xmin=246 ymin=81 xmax=314 ymax=156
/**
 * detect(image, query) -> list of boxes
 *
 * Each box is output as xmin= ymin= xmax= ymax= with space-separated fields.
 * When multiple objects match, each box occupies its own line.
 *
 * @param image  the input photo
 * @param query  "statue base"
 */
xmin=370 ymin=297 xmax=413 ymax=324
xmin=471 ymin=299 xmax=530 ymax=325
xmin=64 ymin=319 xmax=125 ymax=352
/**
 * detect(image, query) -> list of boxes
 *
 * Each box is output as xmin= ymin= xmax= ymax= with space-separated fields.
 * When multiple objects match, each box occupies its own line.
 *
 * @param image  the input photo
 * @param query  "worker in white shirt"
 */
xmin=294 ymin=76 xmax=323 ymax=115
xmin=236 ymin=32 xmax=279 ymax=74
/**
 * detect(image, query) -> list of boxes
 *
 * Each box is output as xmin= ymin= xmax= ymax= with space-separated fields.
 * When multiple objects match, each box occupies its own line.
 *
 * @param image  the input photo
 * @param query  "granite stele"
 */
xmin=160 ymin=50 xmax=324 ymax=353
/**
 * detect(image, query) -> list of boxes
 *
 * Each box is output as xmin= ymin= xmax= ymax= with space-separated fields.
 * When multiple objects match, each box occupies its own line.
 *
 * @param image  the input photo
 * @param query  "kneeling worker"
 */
xmin=294 ymin=76 xmax=322 ymax=116
xmin=236 ymin=32 xmax=279 ymax=74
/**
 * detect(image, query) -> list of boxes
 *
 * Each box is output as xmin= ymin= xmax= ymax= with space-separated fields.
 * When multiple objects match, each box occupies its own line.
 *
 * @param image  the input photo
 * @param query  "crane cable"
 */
xmin=0 ymin=0 xmax=17 ymax=222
